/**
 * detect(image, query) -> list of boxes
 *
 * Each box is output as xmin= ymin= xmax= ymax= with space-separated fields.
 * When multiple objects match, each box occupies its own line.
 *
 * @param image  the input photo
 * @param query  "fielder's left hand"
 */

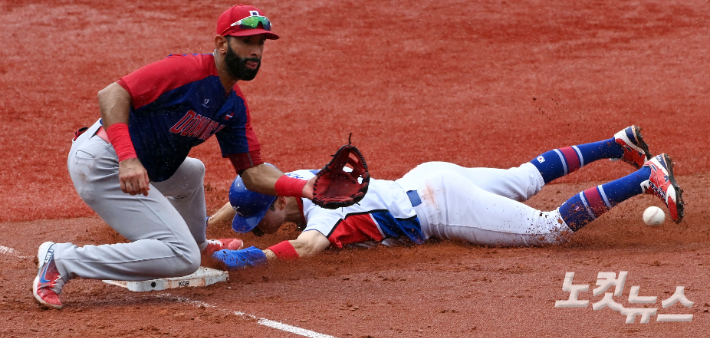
xmin=302 ymin=176 xmax=316 ymax=199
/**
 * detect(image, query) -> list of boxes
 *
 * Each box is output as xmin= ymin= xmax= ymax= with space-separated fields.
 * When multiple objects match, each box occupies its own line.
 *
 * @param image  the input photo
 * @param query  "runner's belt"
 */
xmin=406 ymin=190 xmax=422 ymax=207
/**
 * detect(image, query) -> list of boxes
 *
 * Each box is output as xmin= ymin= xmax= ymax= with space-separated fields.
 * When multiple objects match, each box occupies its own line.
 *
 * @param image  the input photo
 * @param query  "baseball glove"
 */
xmin=312 ymin=135 xmax=370 ymax=209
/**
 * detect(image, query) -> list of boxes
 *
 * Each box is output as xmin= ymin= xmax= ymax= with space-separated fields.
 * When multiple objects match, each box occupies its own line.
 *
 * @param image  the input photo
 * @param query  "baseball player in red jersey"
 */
xmin=207 ymin=126 xmax=684 ymax=269
xmin=33 ymin=5 xmax=322 ymax=309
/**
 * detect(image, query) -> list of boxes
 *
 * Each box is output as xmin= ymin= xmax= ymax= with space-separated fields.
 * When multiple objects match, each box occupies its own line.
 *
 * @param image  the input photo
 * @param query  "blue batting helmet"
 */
xmin=229 ymin=175 xmax=276 ymax=233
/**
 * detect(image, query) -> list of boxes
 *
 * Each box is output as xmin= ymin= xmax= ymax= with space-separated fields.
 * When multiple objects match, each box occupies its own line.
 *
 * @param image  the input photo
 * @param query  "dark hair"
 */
xmin=251 ymin=227 xmax=265 ymax=237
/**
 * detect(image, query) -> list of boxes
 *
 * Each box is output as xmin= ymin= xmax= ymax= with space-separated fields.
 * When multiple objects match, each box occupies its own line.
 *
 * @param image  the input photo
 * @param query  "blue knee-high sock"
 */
xmin=559 ymin=166 xmax=650 ymax=231
xmin=530 ymin=137 xmax=624 ymax=184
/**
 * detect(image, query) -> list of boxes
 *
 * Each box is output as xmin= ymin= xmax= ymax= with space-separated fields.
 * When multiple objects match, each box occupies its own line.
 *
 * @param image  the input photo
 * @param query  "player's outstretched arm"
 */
xmin=207 ymin=202 xmax=236 ymax=226
xmin=264 ymin=230 xmax=331 ymax=259
xmin=98 ymin=82 xmax=150 ymax=196
xmin=211 ymin=230 xmax=330 ymax=270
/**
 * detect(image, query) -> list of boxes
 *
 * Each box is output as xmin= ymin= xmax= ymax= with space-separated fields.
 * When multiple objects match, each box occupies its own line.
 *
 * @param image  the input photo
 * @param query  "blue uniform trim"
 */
xmin=325 ymin=209 xmax=425 ymax=245
xmin=406 ymin=190 xmax=422 ymax=207
xmin=625 ymin=128 xmax=637 ymax=144
xmin=572 ymin=146 xmax=584 ymax=167
xmin=560 ymin=167 xmax=649 ymax=232
xmin=371 ymin=211 xmax=425 ymax=244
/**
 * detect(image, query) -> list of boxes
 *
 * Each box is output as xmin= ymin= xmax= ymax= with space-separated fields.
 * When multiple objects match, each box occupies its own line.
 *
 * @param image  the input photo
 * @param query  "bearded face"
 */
xmin=224 ymin=38 xmax=261 ymax=81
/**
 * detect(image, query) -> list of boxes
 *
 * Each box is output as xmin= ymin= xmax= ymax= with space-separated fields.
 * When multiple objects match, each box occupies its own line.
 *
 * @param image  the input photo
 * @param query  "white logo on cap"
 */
xmin=249 ymin=10 xmax=259 ymax=16
xmin=232 ymin=206 xmax=244 ymax=217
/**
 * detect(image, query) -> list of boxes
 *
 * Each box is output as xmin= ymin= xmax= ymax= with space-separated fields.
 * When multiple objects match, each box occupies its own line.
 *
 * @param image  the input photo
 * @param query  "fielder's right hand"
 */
xmin=118 ymin=158 xmax=150 ymax=196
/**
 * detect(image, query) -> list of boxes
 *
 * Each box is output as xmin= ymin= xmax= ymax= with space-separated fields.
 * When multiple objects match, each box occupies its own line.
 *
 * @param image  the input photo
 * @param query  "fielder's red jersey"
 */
xmin=117 ymin=53 xmax=262 ymax=182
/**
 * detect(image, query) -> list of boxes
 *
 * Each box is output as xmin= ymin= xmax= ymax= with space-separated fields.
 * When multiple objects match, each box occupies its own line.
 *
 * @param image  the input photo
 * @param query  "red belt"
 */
xmin=96 ymin=126 xmax=110 ymax=143
xmin=73 ymin=126 xmax=110 ymax=143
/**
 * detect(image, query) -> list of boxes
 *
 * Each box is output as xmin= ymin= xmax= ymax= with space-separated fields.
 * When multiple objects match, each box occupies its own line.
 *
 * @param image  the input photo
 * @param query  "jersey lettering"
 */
xmin=169 ymin=110 xmax=226 ymax=141
xmin=199 ymin=121 xmax=220 ymax=140
xmin=169 ymin=110 xmax=196 ymax=134
xmin=286 ymin=172 xmax=305 ymax=179
xmin=180 ymin=115 xmax=201 ymax=136
xmin=189 ymin=117 xmax=210 ymax=138
xmin=184 ymin=115 xmax=205 ymax=136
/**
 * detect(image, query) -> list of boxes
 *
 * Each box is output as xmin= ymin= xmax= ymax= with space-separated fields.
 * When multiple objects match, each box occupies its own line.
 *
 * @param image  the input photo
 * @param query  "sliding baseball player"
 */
xmin=208 ymin=126 xmax=683 ymax=269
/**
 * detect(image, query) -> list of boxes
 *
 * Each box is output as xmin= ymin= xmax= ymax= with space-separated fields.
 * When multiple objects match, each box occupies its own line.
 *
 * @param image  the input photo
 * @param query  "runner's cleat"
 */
xmin=612 ymin=125 xmax=652 ymax=169
xmin=33 ymin=242 xmax=65 ymax=309
xmin=641 ymin=154 xmax=684 ymax=223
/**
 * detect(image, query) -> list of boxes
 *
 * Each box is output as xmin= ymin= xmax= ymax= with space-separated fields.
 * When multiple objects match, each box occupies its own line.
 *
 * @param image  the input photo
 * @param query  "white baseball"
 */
xmin=643 ymin=206 xmax=665 ymax=226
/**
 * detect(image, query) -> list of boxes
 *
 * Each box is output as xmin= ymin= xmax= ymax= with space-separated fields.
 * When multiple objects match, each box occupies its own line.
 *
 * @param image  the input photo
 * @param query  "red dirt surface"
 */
xmin=1 ymin=0 xmax=708 ymax=337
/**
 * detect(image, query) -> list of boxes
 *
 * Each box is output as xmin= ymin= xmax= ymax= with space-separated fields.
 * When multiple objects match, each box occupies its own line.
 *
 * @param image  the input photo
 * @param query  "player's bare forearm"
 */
xmin=240 ymin=164 xmax=315 ymax=198
xmin=264 ymin=249 xmax=277 ymax=260
xmin=240 ymin=164 xmax=284 ymax=195
xmin=98 ymin=82 xmax=132 ymax=127
xmin=263 ymin=230 xmax=330 ymax=260
xmin=98 ymin=82 xmax=149 ymax=196
xmin=208 ymin=202 xmax=236 ymax=226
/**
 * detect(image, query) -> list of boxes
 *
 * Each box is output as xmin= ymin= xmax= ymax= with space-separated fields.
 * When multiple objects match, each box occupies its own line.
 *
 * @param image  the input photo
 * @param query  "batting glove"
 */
xmin=211 ymin=246 xmax=267 ymax=270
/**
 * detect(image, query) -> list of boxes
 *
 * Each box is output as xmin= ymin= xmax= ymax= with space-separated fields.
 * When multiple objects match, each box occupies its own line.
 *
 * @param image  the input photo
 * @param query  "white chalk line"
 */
xmin=2 ymin=245 xmax=331 ymax=337
xmin=159 ymin=294 xmax=336 ymax=338
xmin=0 ymin=245 xmax=31 ymax=259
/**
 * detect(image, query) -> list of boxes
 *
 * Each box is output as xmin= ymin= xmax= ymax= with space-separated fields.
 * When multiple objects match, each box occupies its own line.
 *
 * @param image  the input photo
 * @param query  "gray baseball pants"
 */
xmin=54 ymin=120 xmax=208 ymax=282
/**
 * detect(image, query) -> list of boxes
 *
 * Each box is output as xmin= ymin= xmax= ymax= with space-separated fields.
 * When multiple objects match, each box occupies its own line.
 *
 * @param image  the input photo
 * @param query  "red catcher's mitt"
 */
xmin=312 ymin=137 xmax=370 ymax=209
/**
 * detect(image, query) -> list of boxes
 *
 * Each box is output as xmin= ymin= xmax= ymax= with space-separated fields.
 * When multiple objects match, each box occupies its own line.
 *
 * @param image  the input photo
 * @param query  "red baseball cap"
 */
xmin=216 ymin=5 xmax=279 ymax=40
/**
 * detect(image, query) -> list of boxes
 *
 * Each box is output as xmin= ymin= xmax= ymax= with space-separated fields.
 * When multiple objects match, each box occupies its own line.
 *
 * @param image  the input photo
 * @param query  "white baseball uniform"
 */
xmin=290 ymin=161 xmax=571 ymax=248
